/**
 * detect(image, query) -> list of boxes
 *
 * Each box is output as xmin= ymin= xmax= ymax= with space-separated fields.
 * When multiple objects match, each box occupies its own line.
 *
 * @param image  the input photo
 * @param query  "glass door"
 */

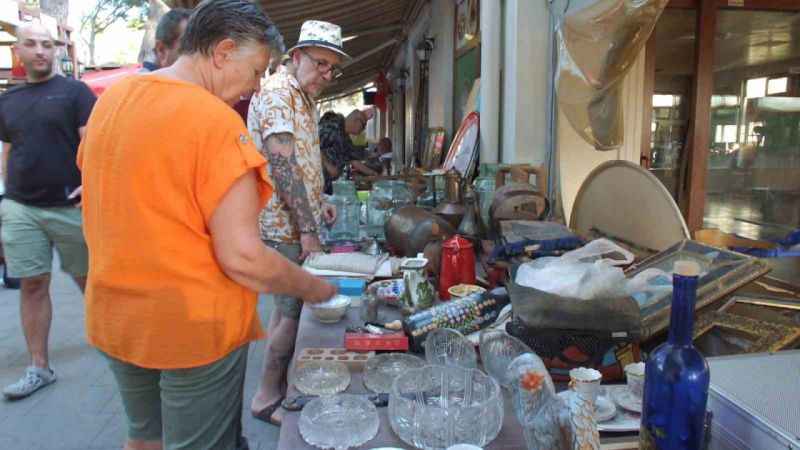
xmin=703 ymin=9 xmax=800 ymax=240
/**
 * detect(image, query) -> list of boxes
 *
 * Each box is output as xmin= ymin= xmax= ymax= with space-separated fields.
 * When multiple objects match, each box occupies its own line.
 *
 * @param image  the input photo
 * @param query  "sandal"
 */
xmin=251 ymin=396 xmax=285 ymax=427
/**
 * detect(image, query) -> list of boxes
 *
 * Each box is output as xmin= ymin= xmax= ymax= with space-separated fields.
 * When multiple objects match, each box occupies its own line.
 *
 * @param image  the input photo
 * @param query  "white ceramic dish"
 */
xmin=610 ymin=384 xmax=642 ymax=413
xmin=595 ymin=395 xmax=617 ymax=423
xmin=598 ymin=385 xmax=642 ymax=433
xmin=309 ymin=295 xmax=351 ymax=323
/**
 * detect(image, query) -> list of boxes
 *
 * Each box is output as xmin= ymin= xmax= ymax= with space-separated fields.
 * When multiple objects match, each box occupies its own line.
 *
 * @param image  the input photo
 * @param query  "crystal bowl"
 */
xmin=364 ymin=353 xmax=426 ymax=394
xmin=309 ymin=295 xmax=351 ymax=323
xmin=389 ymin=364 xmax=503 ymax=450
xmin=423 ymin=328 xmax=478 ymax=369
xmin=299 ymin=394 xmax=379 ymax=450
xmin=293 ymin=360 xmax=351 ymax=396
xmin=478 ymin=329 xmax=533 ymax=388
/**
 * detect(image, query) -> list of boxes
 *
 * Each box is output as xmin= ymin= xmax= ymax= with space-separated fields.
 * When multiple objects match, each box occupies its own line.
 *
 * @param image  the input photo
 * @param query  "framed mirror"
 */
xmin=442 ymin=111 xmax=479 ymax=179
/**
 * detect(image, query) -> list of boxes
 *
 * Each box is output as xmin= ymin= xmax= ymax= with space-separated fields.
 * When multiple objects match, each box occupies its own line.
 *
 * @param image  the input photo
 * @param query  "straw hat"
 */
xmin=287 ymin=20 xmax=350 ymax=59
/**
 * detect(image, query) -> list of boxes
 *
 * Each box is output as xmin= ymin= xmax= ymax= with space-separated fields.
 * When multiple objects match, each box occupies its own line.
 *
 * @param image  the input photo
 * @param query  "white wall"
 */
xmin=502 ymin=0 xmax=551 ymax=166
xmin=427 ymin=0 xmax=455 ymax=138
xmin=479 ymin=0 xmax=502 ymax=164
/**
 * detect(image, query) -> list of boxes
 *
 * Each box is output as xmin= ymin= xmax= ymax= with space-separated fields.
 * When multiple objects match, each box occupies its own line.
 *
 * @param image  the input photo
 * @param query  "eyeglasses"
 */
xmin=300 ymin=49 xmax=343 ymax=79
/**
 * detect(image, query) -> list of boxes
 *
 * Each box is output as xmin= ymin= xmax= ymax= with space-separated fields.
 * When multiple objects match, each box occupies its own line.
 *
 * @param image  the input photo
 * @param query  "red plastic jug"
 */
xmin=439 ymin=235 xmax=476 ymax=300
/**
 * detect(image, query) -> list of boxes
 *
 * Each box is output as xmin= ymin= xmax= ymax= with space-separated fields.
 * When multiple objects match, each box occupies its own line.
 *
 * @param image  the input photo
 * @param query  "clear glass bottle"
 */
xmin=639 ymin=261 xmax=710 ymax=450
xmin=328 ymin=180 xmax=360 ymax=242
xmin=366 ymin=180 xmax=413 ymax=239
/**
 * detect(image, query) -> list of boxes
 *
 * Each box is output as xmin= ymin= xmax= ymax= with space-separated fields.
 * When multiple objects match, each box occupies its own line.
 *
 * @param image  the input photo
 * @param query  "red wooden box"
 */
xmin=344 ymin=331 xmax=409 ymax=352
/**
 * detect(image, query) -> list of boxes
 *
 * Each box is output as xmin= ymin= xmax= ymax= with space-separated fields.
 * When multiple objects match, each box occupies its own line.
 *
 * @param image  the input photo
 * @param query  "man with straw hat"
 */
xmin=247 ymin=19 xmax=349 ymax=426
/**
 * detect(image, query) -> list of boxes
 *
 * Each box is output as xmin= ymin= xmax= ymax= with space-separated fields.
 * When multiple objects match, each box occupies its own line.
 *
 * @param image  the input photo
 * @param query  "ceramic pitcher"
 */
xmin=400 ymin=255 xmax=435 ymax=314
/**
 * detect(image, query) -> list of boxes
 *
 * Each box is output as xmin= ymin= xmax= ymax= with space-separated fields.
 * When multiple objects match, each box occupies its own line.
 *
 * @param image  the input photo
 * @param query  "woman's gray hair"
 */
xmin=180 ymin=0 xmax=283 ymax=56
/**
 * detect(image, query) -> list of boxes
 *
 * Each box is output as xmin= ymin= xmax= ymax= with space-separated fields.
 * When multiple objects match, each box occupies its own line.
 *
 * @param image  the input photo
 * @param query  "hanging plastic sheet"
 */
xmin=555 ymin=0 xmax=668 ymax=150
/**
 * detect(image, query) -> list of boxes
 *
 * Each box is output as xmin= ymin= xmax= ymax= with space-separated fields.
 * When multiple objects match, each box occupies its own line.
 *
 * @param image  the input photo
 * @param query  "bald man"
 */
xmin=0 ymin=21 xmax=96 ymax=400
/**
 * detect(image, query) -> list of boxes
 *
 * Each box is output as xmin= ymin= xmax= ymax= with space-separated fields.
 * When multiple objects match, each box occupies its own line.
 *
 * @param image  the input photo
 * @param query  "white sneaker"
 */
xmin=2 ymin=366 xmax=56 ymax=400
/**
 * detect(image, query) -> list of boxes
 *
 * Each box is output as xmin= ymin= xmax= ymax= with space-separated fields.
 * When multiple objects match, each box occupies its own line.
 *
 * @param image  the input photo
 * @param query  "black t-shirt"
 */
xmin=0 ymin=75 xmax=96 ymax=206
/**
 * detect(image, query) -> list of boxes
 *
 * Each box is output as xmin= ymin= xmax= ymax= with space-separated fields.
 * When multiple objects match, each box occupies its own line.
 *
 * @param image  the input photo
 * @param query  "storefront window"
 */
xmin=703 ymin=10 xmax=800 ymax=240
xmin=648 ymin=9 xmax=696 ymax=200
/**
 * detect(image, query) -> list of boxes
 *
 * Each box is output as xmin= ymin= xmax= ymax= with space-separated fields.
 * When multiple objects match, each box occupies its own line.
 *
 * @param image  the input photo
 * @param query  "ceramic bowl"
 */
xmin=448 ymin=284 xmax=487 ymax=298
xmin=309 ymin=295 xmax=351 ymax=323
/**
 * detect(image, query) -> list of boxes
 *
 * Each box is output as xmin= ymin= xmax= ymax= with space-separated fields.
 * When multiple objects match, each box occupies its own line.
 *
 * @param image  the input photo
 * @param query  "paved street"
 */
xmin=0 ymin=261 xmax=281 ymax=450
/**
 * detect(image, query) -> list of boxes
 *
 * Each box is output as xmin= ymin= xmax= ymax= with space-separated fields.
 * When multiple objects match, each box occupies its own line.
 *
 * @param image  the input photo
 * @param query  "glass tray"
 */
xmin=364 ymin=353 xmax=425 ymax=394
xmin=294 ymin=360 xmax=351 ymax=396
xmin=299 ymin=394 xmax=380 ymax=450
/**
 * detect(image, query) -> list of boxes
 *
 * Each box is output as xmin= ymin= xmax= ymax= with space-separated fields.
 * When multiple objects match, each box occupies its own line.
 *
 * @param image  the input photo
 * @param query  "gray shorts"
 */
xmin=102 ymin=346 xmax=248 ymax=449
xmin=0 ymin=198 xmax=88 ymax=278
xmin=264 ymin=240 xmax=303 ymax=319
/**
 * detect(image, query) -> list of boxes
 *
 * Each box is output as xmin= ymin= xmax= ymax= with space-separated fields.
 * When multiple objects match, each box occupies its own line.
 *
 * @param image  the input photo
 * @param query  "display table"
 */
xmin=275 ymin=304 xmax=639 ymax=450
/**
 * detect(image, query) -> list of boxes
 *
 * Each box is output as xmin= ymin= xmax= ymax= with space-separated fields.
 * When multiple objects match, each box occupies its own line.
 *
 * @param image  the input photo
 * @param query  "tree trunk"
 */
xmin=138 ymin=0 xmax=170 ymax=63
xmin=89 ymin=29 xmax=96 ymax=67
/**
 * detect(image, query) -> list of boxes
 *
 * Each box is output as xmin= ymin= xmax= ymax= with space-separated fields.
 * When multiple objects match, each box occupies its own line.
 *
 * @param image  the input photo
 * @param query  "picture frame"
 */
xmin=455 ymin=0 xmax=480 ymax=54
xmin=693 ymin=311 xmax=800 ymax=356
xmin=422 ymin=128 xmax=447 ymax=170
xmin=625 ymin=240 xmax=771 ymax=339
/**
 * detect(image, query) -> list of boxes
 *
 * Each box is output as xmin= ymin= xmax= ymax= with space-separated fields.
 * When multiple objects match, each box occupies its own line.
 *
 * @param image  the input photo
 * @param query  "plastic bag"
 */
xmin=515 ymin=257 xmax=628 ymax=300
xmin=559 ymin=238 xmax=634 ymax=266
xmin=555 ymin=0 xmax=668 ymax=150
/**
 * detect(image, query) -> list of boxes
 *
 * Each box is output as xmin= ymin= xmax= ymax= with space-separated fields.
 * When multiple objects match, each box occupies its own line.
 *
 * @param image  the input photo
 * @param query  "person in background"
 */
xmin=347 ymin=136 xmax=393 ymax=177
xmin=350 ymin=106 xmax=375 ymax=147
xmin=0 ymin=21 xmax=96 ymax=401
xmin=318 ymin=108 xmax=371 ymax=193
xmin=140 ymin=8 xmax=192 ymax=72
xmin=78 ymin=2 xmax=335 ymax=449
xmin=247 ymin=19 xmax=346 ymax=427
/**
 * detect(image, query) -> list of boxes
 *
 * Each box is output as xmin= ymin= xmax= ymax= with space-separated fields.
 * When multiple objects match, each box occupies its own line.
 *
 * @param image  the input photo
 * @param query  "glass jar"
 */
xmin=474 ymin=163 xmax=500 ymax=232
xmin=366 ymin=180 xmax=414 ymax=239
xmin=328 ymin=180 xmax=360 ymax=242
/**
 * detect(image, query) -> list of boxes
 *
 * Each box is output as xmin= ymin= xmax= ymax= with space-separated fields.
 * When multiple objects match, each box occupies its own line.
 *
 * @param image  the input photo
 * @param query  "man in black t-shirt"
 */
xmin=0 ymin=22 xmax=96 ymax=401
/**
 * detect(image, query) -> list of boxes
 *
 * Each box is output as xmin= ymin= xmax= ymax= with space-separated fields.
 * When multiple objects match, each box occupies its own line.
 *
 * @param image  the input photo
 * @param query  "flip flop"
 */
xmin=251 ymin=396 xmax=285 ymax=427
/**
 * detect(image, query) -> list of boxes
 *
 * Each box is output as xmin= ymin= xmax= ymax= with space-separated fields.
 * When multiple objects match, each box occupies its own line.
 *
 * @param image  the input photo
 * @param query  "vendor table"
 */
xmin=275 ymin=304 xmax=639 ymax=450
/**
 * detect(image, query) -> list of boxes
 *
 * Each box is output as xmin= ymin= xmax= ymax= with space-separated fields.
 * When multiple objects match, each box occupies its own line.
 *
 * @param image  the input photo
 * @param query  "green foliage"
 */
xmin=81 ymin=0 xmax=148 ymax=36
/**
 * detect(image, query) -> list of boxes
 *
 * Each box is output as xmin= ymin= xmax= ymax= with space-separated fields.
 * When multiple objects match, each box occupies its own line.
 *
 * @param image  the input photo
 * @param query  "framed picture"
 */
xmin=455 ymin=0 xmax=480 ymax=54
xmin=625 ymin=240 xmax=771 ymax=339
xmin=422 ymin=128 xmax=446 ymax=170
xmin=693 ymin=311 xmax=800 ymax=356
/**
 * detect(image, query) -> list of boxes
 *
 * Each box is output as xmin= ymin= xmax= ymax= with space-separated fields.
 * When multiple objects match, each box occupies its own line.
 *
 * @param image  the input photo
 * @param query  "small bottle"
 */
xmin=639 ymin=261 xmax=710 ymax=450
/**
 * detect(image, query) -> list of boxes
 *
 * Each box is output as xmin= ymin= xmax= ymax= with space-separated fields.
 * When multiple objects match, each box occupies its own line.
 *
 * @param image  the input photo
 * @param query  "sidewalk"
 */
xmin=0 ymin=265 xmax=281 ymax=450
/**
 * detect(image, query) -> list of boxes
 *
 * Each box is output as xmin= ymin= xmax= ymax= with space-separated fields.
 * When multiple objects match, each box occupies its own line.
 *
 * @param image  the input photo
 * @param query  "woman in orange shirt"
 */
xmin=77 ymin=1 xmax=335 ymax=449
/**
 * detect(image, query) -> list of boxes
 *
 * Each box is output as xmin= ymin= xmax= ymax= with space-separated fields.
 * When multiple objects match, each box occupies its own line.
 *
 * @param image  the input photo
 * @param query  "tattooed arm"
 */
xmin=266 ymin=132 xmax=321 ymax=258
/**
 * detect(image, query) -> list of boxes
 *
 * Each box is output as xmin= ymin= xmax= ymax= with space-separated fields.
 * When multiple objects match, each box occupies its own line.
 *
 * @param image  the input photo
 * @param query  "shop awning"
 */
xmin=81 ymin=65 xmax=142 ymax=96
xmin=171 ymin=0 xmax=425 ymax=98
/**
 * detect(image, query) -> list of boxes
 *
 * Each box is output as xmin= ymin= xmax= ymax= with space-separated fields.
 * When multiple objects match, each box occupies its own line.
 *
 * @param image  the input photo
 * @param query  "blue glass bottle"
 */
xmin=639 ymin=261 xmax=710 ymax=450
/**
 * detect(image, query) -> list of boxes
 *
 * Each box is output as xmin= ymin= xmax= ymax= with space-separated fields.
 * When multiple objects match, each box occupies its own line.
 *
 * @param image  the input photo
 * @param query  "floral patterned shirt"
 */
xmin=248 ymin=66 xmax=324 ymax=243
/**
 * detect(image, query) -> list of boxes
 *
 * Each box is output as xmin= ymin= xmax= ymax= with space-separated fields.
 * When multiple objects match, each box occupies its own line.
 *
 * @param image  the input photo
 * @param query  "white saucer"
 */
xmin=611 ymin=385 xmax=642 ymax=413
xmin=594 ymin=395 xmax=617 ymax=422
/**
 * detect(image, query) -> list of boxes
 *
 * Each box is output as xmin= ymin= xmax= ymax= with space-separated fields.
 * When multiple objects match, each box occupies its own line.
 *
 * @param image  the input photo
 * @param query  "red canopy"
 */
xmin=81 ymin=64 xmax=142 ymax=96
